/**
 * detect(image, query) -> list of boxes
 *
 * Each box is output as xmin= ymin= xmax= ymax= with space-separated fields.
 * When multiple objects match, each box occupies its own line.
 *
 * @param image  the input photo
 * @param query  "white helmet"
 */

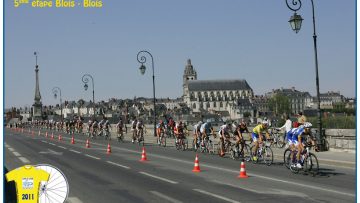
xmin=261 ymin=120 xmax=268 ymax=125
xmin=303 ymin=122 xmax=312 ymax=128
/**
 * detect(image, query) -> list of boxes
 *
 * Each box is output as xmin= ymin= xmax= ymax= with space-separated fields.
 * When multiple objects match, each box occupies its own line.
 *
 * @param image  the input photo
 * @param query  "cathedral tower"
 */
xmin=183 ymin=59 xmax=197 ymax=99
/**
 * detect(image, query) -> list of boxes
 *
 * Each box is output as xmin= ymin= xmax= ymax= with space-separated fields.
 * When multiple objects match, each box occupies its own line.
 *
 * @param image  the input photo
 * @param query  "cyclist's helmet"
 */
xmin=303 ymin=122 xmax=312 ymax=128
xmin=160 ymin=120 xmax=163 ymax=124
xmin=198 ymin=121 xmax=203 ymax=126
xmin=262 ymin=120 xmax=268 ymax=126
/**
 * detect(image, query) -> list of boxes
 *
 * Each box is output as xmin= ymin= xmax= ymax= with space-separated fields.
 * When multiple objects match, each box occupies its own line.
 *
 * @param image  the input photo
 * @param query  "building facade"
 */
xmin=266 ymin=87 xmax=313 ymax=114
xmin=182 ymin=59 xmax=254 ymax=116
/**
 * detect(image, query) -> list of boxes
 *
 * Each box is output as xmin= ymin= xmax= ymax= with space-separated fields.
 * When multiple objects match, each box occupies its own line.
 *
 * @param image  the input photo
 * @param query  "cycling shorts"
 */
xmin=286 ymin=132 xmax=293 ymax=145
xmin=293 ymin=137 xmax=304 ymax=146
xmin=251 ymin=132 xmax=260 ymax=142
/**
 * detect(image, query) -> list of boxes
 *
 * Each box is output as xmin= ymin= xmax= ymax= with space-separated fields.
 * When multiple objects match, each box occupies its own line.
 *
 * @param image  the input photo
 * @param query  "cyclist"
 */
xmin=156 ymin=120 xmax=166 ymax=144
xmin=136 ymin=119 xmax=144 ymax=143
xmin=200 ymin=122 xmax=215 ymax=147
xmin=174 ymin=121 xmax=185 ymax=144
xmin=251 ymin=120 xmax=271 ymax=161
xmin=116 ymin=118 xmax=124 ymax=141
xmin=218 ymin=123 xmax=232 ymax=157
xmin=131 ymin=119 xmax=138 ymax=143
xmin=91 ymin=120 xmax=98 ymax=138
xmin=291 ymin=122 xmax=317 ymax=168
xmin=103 ymin=118 xmax=111 ymax=140
xmin=234 ymin=122 xmax=249 ymax=156
xmin=193 ymin=121 xmax=202 ymax=149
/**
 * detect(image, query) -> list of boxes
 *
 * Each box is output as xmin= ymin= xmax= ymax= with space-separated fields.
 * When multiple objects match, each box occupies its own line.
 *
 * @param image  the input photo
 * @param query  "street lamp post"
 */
xmin=137 ymin=50 xmax=156 ymax=137
xmin=52 ymin=87 xmax=62 ymax=121
xmin=82 ymin=74 xmax=95 ymax=120
xmin=285 ymin=0 xmax=323 ymax=149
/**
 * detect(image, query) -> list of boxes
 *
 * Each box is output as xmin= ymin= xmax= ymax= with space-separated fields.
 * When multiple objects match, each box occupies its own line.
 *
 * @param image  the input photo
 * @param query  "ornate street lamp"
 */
xmin=137 ymin=50 xmax=156 ymax=137
xmin=52 ymin=87 xmax=62 ymax=121
xmin=285 ymin=0 xmax=323 ymax=150
xmin=82 ymin=74 xmax=95 ymax=120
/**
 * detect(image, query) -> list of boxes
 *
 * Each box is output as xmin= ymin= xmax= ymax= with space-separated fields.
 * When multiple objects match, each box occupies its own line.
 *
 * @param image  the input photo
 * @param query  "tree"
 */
xmin=268 ymin=93 xmax=290 ymax=115
xmin=243 ymin=112 xmax=251 ymax=118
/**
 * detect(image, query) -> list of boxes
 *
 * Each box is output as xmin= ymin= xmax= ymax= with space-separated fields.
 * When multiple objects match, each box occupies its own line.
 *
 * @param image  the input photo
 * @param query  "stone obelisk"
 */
xmin=32 ymin=52 xmax=43 ymax=120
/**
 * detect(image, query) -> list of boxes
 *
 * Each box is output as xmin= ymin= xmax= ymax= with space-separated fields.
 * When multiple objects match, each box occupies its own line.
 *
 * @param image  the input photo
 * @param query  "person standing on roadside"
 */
xmin=278 ymin=115 xmax=292 ymax=143
xmin=297 ymin=112 xmax=307 ymax=126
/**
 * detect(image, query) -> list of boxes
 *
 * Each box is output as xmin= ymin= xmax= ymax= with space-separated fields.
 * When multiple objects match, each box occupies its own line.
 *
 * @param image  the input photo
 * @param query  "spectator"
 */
xmin=297 ymin=112 xmax=307 ymax=126
xmin=278 ymin=115 xmax=292 ymax=142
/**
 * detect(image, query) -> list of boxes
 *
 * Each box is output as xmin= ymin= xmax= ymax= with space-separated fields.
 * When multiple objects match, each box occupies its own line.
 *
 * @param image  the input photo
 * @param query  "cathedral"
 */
xmin=182 ymin=59 xmax=254 ymax=115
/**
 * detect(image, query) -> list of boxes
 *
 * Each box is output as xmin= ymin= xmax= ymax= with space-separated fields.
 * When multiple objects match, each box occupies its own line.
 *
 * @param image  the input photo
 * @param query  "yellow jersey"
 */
xmin=6 ymin=165 xmax=50 ymax=203
xmin=252 ymin=124 xmax=267 ymax=135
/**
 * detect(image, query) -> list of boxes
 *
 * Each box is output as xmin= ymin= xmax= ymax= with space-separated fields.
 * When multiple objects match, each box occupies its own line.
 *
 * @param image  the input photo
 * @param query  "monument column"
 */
xmin=32 ymin=52 xmax=43 ymax=120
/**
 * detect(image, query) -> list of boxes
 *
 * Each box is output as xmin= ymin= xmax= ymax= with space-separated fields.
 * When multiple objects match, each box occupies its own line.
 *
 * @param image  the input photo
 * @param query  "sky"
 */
xmin=4 ymin=0 xmax=356 ymax=109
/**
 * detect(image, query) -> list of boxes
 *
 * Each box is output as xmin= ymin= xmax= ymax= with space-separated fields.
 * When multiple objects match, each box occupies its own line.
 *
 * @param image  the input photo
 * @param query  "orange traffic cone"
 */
xmin=192 ymin=154 xmax=201 ymax=172
xmin=51 ymin=133 xmax=54 ymax=139
xmin=58 ymin=135 xmax=62 ymax=141
xmin=71 ymin=136 xmax=75 ymax=144
xmin=86 ymin=139 xmax=90 ymax=148
xmin=45 ymin=132 xmax=48 ymax=138
xmin=106 ymin=143 xmax=112 ymax=154
xmin=38 ymin=130 xmax=41 ymax=136
xmin=237 ymin=160 xmax=249 ymax=178
xmin=139 ymin=147 xmax=147 ymax=161
xmin=32 ymin=131 xmax=34 ymax=137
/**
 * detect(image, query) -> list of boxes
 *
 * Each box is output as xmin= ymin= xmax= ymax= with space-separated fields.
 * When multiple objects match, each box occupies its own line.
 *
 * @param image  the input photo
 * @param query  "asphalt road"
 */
xmin=4 ymin=128 xmax=356 ymax=203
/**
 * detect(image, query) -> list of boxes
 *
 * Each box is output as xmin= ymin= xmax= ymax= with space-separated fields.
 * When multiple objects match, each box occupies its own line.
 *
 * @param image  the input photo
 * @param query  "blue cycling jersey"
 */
xmin=289 ymin=127 xmax=305 ymax=142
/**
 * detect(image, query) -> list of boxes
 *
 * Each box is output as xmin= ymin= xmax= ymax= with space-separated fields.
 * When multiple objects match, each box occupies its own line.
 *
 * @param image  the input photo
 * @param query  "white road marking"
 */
xmin=106 ymin=161 xmax=130 ymax=169
xmin=66 ymin=197 xmax=83 ymax=203
xmin=193 ymin=189 xmax=241 ymax=203
xmin=8 ymin=148 xmax=15 ymax=152
xmin=19 ymin=157 xmax=30 ymax=164
xmin=69 ymin=150 xmax=81 ymax=154
xmin=12 ymin=152 xmax=21 ymax=157
xmin=72 ymin=138 xmax=355 ymax=197
xmin=58 ymin=146 xmax=67 ymax=150
xmin=150 ymin=191 xmax=183 ymax=203
xmin=41 ymin=140 xmax=48 ymax=144
xmin=139 ymin=172 xmax=178 ymax=184
xmin=85 ymin=154 xmax=101 ymax=160
xmin=48 ymin=143 xmax=56 ymax=146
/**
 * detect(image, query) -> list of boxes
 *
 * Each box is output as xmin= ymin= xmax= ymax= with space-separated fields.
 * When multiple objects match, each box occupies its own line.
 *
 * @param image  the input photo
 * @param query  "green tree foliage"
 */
xmin=268 ymin=94 xmax=291 ymax=115
xmin=243 ymin=112 xmax=251 ymax=118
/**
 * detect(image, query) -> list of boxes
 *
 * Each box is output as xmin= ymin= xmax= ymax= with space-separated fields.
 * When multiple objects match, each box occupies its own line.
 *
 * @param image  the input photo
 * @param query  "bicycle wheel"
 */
xmin=304 ymin=153 xmax=319 ymax=176
xmin=161 ymin=136 xmax=166 ymax=147
xmin=283 ymin=148 xmax=292 ymax=169
xmin=249 ymin=146 xmax=258 ymax=164
xmin=206 ymin=140 xmax=213 ymax=154
xmin=192 ymin=139 xmax=198 ymax=152
xmin=263 ymin=146 xmax=273 ymax=166
xmin=289 ymin=158 xmax=300 ymax=174
xmin=276 ymin=135 xmax=285 ymax=148
xmin=242 ymin=144 xmax=252 ymax=162
xmin=36 ymin=164 xmax=69 ymax=203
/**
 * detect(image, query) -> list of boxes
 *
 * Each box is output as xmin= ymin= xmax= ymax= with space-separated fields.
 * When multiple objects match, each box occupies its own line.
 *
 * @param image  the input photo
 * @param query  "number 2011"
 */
xmin=22 ymin=194 xmax=34 ymax=200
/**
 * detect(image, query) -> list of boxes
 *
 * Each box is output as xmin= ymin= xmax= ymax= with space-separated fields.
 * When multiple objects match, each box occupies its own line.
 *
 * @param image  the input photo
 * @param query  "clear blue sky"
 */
xmin=4 ymin=0 xmax=356 ymax=108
